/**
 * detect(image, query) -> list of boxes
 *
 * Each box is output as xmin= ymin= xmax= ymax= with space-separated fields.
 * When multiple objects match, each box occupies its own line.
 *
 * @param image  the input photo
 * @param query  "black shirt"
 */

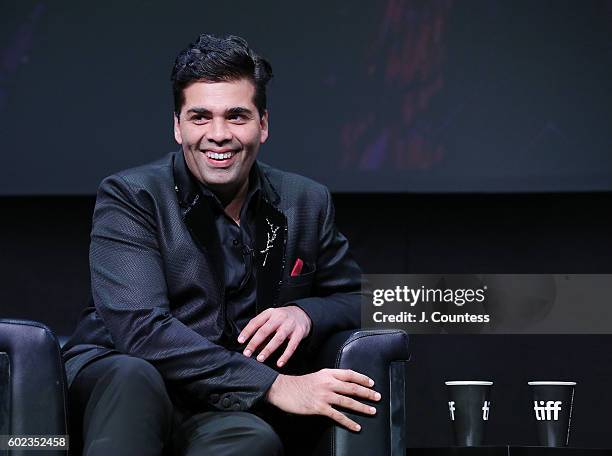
xmin=197 ymin=166 xmax=261 ymax=350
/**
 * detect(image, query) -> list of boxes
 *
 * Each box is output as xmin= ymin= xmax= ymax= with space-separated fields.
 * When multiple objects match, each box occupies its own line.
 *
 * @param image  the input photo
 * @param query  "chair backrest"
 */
xmin=0 ymin=319 xmax=68 ymax=456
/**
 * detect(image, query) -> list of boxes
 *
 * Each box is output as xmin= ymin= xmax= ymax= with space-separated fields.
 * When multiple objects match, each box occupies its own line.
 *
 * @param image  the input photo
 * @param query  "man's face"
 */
xmin=174 ymin=78 xmax=269 ymax=192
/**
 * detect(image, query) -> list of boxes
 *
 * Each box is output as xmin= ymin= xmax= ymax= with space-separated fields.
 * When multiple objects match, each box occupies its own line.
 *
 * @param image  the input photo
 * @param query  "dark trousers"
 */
xmin=68 ymin=354 xmax=284 ymax=456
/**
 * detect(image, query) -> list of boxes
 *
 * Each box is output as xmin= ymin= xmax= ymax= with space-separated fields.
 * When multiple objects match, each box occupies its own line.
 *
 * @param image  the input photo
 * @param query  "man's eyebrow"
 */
xmin=226 ymin=107 xmax=254 ymax=116
xmin=185 ymin=106 xmax=254 ymax=116
xmin=186 ymin=107 xmax=212 ymax=116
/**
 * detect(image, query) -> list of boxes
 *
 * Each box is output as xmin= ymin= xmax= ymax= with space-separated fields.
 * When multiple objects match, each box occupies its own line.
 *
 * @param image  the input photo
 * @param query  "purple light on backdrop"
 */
xmin=340 ymin=0 xmax=452 ymax=171
xmin=0 ymin=3 xmax=45 ymax=113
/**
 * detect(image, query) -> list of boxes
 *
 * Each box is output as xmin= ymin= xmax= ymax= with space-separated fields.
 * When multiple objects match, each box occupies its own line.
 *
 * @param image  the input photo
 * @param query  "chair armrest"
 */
xmin=312 ymin=329 xmax=410 ymax=456
xmin=0 ymin=319 xmax=68 ymax=455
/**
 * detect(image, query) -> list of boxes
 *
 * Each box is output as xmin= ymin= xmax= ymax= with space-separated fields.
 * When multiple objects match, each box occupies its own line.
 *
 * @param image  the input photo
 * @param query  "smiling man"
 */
xmin=62 ymin=34 xmax=376 ymax=456
xmin=177 ymin=79 xmax=265 ymax=212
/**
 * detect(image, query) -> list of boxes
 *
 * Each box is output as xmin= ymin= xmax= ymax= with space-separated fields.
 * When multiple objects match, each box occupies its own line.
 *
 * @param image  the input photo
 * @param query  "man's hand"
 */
xmin=266 ymin=369 xmax=381 ymax=432
xmin=238 ymin=306 xmax=312 ymax=367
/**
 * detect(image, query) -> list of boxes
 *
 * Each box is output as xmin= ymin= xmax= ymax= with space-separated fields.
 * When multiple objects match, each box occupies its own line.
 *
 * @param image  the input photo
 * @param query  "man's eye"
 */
xmin=191 ymin=116 xmax=208 ymax=123
xmin=229 ymin=114 xmax=246 ymax=121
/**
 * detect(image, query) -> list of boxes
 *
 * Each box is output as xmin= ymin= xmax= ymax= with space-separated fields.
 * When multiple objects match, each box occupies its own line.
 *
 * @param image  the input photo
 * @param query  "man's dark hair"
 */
xmin=171 ymin=34 xmax=273 ymax=118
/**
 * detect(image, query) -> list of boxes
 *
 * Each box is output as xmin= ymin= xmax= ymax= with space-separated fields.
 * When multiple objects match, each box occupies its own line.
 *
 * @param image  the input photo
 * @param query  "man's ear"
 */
xmin=260 ymin=110 xmax=269 ymax=144
xmin=173 ymin=113 xmax=183 ymax=144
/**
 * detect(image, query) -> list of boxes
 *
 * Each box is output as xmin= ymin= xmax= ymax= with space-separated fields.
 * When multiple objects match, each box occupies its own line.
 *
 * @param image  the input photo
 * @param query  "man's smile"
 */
xmin=203 ymin=149 xmax=240 ymax=167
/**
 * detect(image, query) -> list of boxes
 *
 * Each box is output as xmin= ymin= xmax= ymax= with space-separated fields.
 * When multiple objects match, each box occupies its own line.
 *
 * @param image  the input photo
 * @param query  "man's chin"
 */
xmin=199 ymin=170 xmax=240 ymax=188
xmin=198 ymin=163 xmax=234 ymax=179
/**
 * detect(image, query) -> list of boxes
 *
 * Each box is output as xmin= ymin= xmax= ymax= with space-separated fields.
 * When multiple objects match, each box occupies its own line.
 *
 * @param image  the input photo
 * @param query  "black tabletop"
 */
xmin=407 ymin=447 xmax=612 ymax=456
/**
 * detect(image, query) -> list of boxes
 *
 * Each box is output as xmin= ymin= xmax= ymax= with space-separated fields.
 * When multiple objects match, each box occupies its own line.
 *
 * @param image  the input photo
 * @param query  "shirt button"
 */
xmin=222 ymin=397 xmax=231 ymax=408
xmin=232 ymin=239 xmax=239 ymax=246
xmin=210 ymin=394 xmax=219 ymax=402
xmin=232 ymin=402 xmax=241 ymax=410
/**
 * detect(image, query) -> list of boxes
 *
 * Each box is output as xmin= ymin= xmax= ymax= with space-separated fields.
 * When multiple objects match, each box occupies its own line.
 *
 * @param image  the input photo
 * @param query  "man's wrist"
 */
xmin=287 ymin=304 xmax=312 ymax=337
xmin=266 ymin=373 xmax=287 ymax=404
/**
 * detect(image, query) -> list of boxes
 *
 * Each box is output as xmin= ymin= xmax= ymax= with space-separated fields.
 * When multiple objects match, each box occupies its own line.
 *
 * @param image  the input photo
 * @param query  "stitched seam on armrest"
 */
xmin=334 ymin=330 xmax=407 ymax=367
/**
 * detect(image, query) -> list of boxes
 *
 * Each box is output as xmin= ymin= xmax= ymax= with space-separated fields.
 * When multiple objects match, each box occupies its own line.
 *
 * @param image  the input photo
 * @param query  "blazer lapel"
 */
xmin=172 ymin=152 xmax=225 ymax=298
xmin=254 ymin=197 xmax=287 ymax=313
xmin=183 ymin=195 xmax=225 ymax=294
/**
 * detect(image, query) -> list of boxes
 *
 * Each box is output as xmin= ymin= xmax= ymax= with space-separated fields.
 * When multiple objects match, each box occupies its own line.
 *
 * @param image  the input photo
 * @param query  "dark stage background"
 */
xmin=1 ymin=0 xmax=612 ymax=193
xmin=2 ymin=0 xmax=612 ymax=450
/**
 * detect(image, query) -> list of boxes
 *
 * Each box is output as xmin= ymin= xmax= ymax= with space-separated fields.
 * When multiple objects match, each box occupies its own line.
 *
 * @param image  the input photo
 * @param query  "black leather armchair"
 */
xmin=0 ymin=319 xmax=68 ymax=456
xmin=0 ymin=319 xmax=409 ymax=456
xmin=310 ymin=329 xmax=410 ymax=456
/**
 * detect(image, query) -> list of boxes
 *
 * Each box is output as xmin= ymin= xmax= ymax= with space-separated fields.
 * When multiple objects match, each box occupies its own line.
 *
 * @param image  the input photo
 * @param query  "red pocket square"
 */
xmin=290 ymin=258 xmax=304 ymax=277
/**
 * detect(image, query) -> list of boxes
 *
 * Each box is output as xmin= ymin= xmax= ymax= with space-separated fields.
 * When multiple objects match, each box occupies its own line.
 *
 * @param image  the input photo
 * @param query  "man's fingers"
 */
xmin=324 ymin=406 xmax=361 ymax=432
xmin=333 ymin=380 xmax=381 ymax=402
xmin=256 ymin=329 xmax=289 ymax=362
xmin=330 ymin=393 xmax=377 ymax=415
xmin=331 ymin=369 xmax=374 ymax=387
xmin=276 ymin=332 xmax=302 ymax=367
xmin=238 ymin=310 xmax=271 ymax=345
xmin=243 ymin=320 xmax=279 ymax=357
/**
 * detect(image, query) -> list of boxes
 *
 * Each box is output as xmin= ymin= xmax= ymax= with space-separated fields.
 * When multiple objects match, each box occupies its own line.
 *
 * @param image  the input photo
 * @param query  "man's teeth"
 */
xmin=206 ymin=151 xmax=234 ymax=160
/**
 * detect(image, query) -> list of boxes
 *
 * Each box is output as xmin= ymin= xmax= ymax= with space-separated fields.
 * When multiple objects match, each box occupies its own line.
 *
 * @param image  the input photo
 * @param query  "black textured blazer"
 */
xmin=62 ymin=151 xmax=362 ymax=412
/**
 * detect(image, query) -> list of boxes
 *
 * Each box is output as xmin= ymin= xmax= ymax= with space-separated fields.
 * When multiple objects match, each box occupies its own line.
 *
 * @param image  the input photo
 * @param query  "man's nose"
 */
xmin=205 ymin=118 xmax=232 ymax=143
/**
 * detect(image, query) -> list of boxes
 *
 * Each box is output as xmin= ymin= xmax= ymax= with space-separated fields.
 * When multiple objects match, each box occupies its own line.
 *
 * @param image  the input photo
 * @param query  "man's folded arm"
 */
xmin=284 ymin=186 xmax=364 ymax=352
xmin=90 ymin=175 xmax=278 ymax=411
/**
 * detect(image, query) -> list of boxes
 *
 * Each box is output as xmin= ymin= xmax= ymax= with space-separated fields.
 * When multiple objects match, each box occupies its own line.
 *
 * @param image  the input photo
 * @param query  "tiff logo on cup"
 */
xmin=448 ymin=400 xmax=491 ymax=421
xmin=534 ymin=400 xmax=562 ymax=421
xmin=482 ymin=401 xmax=490 ymax=420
